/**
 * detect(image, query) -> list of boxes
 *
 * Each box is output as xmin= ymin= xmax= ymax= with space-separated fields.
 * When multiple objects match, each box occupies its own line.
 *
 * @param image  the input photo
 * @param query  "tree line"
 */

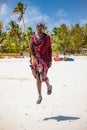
xmin=0 ymin=2 xmax=87 ymax=56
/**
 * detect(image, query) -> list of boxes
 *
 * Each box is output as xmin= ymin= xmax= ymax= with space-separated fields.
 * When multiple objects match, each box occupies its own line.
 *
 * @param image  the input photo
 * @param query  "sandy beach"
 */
xmin=0 ymin=56 xmax=87 ymax=130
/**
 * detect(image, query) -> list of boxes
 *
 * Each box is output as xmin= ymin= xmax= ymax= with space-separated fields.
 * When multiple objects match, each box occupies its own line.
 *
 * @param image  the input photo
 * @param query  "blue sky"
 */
xmin=0 ymin=0 xmax=87 ymax=32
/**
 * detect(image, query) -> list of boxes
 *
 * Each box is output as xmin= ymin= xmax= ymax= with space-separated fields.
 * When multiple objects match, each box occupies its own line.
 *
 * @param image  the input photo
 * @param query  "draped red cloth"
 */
xmin=30 ymin=33 xmax=52 ymax=81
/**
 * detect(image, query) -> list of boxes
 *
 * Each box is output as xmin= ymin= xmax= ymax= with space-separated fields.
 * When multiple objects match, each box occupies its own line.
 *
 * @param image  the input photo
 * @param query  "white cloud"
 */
xmin=22 ymin=5 xmax=50 ymax=30
xmin=56 ymin=9 xmax=68 ymax=17
xmin=16 ymin=6 xmax=71 ymax=32
xmin=0 ymin=3 xmax=71 ymax=32
xmin=47 ymin=18 xmax=71 ymax=32
xmin=0 ymin=3 xmax=8 ymax=15
xmin=80 ymin=19 xmax=87 ymax=25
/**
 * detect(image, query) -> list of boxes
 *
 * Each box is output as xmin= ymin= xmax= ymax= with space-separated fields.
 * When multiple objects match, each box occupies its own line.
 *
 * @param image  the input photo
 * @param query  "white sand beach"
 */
xmin=0 ymin=56 xmax=87 ymax=130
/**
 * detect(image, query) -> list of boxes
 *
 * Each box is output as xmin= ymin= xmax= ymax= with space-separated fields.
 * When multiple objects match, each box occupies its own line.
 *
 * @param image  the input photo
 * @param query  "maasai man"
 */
xmin=30 ymin=23 xmax=52 ymax=104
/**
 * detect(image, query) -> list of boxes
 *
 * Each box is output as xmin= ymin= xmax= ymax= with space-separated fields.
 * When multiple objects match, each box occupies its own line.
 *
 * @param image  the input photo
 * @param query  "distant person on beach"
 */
xmin=29 ymin=23 xmax=52 ymax=104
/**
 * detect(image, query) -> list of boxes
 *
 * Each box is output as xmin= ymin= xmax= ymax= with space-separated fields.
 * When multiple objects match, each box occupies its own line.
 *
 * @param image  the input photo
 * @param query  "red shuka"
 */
xmin=30 ymin=33 xmax=52 ymax=81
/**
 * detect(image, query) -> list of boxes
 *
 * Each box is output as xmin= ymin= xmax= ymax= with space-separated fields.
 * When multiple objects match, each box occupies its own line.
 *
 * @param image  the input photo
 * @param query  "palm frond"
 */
xmin=13 ymin=7 xmax=20 ymax=13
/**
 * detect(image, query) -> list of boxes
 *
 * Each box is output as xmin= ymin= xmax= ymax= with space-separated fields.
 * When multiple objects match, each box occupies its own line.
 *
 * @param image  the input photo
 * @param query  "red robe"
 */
xmin=30 ymin=33 xmax=52 ymax=81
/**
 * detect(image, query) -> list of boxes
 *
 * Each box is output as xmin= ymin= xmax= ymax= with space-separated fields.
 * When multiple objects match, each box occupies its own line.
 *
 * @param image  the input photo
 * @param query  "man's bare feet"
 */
xmin=47 ymin=85 xmax=52 ymax=95
xmin=36 ymin=96 xmax=42 ymax=104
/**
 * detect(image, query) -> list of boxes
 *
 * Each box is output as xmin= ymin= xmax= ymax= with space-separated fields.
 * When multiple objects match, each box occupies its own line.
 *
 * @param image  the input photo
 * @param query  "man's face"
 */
xmin=36 ymin=25 xmax=43 ymax=33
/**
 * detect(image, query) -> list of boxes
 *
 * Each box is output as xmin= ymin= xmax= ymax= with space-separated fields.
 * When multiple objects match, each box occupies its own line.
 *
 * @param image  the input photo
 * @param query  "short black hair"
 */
xmin=36 ymin=23 xmax=44 ymax=28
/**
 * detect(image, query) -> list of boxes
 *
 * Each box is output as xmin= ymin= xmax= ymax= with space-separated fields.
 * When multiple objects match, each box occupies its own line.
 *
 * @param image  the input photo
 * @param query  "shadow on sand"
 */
xmin=43 ymin=115 xmax=80 ymax=122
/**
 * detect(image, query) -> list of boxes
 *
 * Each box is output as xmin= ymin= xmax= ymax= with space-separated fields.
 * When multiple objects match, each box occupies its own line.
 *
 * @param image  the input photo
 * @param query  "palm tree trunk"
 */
xmin=22 ymin=16 xmax=26 ymax=34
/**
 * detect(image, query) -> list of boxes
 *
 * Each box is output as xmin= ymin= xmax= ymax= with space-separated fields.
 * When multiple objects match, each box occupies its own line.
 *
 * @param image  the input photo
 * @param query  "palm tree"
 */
xmin=70 ymin=23 xmax=85 ymax=53
xmin=7 ymin=21 xmax=22 ymax=53
xmin=27 ymin=27 xmax=33 ymax=39
xmin=0 ymin=21 xmax=3 ymax=36
xmin=13 ymin=2 xmax=27 ymax=33
xmin=8 ymin=21 xmax=22 ymax=37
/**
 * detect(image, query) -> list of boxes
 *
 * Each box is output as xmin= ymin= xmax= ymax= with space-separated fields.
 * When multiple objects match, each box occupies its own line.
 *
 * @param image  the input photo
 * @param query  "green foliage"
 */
xmin=0 ymin=21 xmax=87 ymax=55
xmin=1 ymin=2 xmax=87 ymax=56
xmin=52 ymin=23 xmax=87 ymax=54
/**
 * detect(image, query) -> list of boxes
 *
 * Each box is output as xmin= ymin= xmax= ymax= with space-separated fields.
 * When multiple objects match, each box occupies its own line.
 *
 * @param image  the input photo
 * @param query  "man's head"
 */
xmin=36 ymin=23 xmax=44 ymax=28
xmin=36 ymin=23 xmax=44 ymax=34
